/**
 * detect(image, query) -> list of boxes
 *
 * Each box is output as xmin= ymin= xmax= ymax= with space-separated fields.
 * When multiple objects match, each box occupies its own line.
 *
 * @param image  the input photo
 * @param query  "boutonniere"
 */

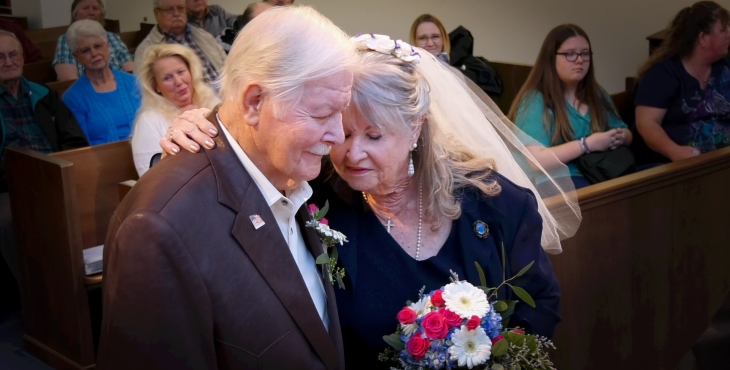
xmin=306 ymin=201 xmax=348 ymax=289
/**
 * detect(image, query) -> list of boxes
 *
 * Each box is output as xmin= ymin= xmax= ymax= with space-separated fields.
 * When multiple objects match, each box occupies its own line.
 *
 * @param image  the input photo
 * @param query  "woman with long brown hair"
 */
xmin=508 ymin=24 xmax=631 ymax=189
xmin=634 ymin=1 xmax=730 ymax=167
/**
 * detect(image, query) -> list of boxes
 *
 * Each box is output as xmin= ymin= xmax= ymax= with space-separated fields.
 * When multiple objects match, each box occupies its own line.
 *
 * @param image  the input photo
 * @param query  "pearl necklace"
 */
xmin=362 ymin=182 xmax=423 ymax=260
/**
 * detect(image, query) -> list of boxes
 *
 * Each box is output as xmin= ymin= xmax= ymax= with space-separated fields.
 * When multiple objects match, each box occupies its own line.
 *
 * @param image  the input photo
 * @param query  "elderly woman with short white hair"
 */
xmin=62 ymin=19 xmax=141 ymax=146
xmin=53 ymin=0 xmax=134 ymax=81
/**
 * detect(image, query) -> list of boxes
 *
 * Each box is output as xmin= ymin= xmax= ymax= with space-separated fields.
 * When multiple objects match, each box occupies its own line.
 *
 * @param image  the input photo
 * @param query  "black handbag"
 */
xmin=575 ymin=146 xmax=636 ymax=184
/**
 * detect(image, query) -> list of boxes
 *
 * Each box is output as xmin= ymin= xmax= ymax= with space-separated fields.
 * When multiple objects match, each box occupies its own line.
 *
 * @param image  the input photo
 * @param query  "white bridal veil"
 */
xmin=416 ymin=47 xmax=582 ymax=254
xmin=353 ymin=34 xmax=581 ymax=254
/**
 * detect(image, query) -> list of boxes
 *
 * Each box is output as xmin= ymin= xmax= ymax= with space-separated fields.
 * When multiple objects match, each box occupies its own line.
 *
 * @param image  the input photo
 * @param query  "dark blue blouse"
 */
xmin=310 ymin=171 xmax=561 ymax=369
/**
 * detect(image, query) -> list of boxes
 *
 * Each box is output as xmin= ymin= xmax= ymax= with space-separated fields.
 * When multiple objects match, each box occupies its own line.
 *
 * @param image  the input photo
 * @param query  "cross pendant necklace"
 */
xmin=385 ymin=217 xmax=392 ymax=233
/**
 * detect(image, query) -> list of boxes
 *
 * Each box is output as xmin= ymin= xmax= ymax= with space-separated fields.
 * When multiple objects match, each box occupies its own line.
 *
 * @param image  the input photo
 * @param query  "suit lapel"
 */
xmin=205 ymin=110 xmax=340 ymax=369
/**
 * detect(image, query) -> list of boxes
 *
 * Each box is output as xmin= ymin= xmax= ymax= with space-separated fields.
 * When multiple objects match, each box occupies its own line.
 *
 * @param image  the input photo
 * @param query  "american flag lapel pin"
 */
xmin=249 ymin=214 xmax=265 ymax=230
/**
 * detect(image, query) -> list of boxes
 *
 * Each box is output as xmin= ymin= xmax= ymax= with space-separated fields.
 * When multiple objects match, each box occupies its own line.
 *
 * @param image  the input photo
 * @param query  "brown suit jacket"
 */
xmin=97 ymin=112 xmax=345 ymax=369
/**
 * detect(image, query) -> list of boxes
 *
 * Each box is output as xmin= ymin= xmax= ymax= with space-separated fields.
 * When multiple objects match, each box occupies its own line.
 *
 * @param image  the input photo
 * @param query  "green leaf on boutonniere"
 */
xmin=514 ymin=260 xmax=534 ymax=279
xmin=510 ymin=285 xmax=536 ymax=308
xmin=315 ymin=252 xmax=329 ymax=265
xmin=319 ymin=200 xmax=330 ymax=219
xmin=490 ymin=364 xmax=505 ymax=370
xmin=491 ymin=338 xmax=509 ymax=357
xmin=383 ymin=333 xmax=405 ymax=351
xmin=331 ymin=245 xmax=338 ymax=261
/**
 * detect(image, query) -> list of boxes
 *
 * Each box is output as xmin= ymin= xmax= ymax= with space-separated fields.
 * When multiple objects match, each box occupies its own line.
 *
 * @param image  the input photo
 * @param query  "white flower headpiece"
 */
xmin=353 ymin=33 xmax=421 ymax=64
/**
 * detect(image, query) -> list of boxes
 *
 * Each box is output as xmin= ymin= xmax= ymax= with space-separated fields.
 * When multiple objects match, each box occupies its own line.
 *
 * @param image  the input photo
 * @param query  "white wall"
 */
xmin=11 ymin=0 xmax=42 ymax=29
xmin=84 ymin=0 xmax=730 ymax=93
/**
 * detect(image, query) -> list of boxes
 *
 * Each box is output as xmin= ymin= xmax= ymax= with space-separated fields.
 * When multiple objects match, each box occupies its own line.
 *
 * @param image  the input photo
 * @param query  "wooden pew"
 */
xmin=25 ymin=25 xmax=68 ymax=44
xmin=490 ymin=61 xmax=532 ymax=115
xmin=549 ymin=146 xmax=730 ymax=369
xmin=0 ymin=15 xmax=28 ymax=30
xmin=118 ymin=29 xmax=144 ymax=54
xmin=25 ymin=19 xmax=122 ymax=44
xmin=47 ymin=79 xmax=76 ymax=96
xmin=35 ymin=39 xmax=57 ymax=61
xmin=5 ymin=141 xmax=138 ymax=370
xmin=23 ymin=59 xmax=56 ymax=83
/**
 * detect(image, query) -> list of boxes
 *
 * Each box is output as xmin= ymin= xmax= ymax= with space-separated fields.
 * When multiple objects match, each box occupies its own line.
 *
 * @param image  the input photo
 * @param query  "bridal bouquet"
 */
xmin=381 ymin=261 xmax=557 ymax=370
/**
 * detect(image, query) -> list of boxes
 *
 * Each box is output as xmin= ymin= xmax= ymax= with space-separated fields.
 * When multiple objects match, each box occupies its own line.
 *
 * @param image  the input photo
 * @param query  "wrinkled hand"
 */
xmin=668 ymin=145 xmax=701 ymax=162
xmin=587 ymin=128 xmax=624 ymax=152
xmin=159 ymin=108 xmax=217 ymax=157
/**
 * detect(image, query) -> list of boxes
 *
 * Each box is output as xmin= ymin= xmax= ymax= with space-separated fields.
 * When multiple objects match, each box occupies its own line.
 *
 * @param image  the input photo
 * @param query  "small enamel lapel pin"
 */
xmin=249 ymin=214 xmax=265 ymax=229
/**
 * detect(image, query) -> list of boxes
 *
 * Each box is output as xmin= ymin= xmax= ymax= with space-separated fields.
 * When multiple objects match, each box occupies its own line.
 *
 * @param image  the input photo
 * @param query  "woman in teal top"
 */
xmin=62 ymin=20 xmax=141 ymax=146
xmin=508 ymin=24 xmax=632 ymax=189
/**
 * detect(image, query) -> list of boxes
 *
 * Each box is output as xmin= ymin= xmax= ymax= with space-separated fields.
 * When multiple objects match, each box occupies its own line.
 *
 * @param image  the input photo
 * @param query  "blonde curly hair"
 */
xmin=136 ymin=43 xmax=218 ymax=123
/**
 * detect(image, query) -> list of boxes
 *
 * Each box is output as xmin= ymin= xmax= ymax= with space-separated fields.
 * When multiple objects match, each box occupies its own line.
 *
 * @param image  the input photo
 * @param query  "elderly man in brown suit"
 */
xmin=97 ymin=5 xmax=355 ymax=370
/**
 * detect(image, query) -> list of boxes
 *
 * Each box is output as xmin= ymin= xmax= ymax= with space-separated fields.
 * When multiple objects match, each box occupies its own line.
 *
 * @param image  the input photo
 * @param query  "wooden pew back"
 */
xmin=47 ymin=79 xmax=76 ymax=96
xmin=5 ymin=141 xmax=137 ymax=370
xmin=25 ymin=19 xmax=121 ymax=45
xmin=490 ymin=61 xmax=532 ymax=114
xmin=23 ymin=59 xmax=56 ymax=83
xmin=35 ymin=40 xmax=57 ymax=61
xmin=118 ymin=30 xmax=144 ymax=54
xmin=549 ymin=146 xmax=730 ymax=369
xmin=0 ymin=15 xmax=28 ymax=30
xmin=51 ymin=142 xmax=138 ymax=248
xmin=25 ymin=25 xmax=68 ymax=44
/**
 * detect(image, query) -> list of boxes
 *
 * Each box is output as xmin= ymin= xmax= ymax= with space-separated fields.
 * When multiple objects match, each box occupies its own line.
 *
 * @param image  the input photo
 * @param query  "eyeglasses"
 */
xmin=156 ymin=5 xmax=186 ymax=15
xmin=556 ymin=52 xmax=592 ymax=62
xmin=0 ymin=51 xmax=21 ymax=63
xmin=416 ymin=35 xmax=442 ymax=44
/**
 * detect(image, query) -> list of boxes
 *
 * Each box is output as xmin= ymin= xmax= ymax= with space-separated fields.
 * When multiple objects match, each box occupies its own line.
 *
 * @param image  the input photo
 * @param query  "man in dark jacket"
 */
xmin=0 ymin=30 xmax=88 ymax=316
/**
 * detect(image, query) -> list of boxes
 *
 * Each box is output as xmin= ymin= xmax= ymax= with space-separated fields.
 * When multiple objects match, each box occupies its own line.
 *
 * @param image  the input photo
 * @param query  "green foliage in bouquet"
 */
xmin=380 ymin=244 xmax=557 ymax=370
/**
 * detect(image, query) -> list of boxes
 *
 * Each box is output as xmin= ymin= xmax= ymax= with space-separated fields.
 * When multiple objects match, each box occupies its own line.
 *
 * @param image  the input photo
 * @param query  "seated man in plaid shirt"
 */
xmin=0 ymin=30 xmax=88 ymax=314
xmin=134 ymin=0 xmax=226 ymax=86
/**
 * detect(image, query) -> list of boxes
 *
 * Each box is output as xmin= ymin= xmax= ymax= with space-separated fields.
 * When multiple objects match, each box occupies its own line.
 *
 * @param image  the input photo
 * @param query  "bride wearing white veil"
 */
xmin=355 ymin=33 xmax=581 ymax=253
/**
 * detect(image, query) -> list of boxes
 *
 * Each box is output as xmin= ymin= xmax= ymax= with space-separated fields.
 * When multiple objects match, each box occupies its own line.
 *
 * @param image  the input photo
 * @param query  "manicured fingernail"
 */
xmin=204 ymin=140 xmax=214 ymax=149
xmin=209 ymin=128 xmax=218 ymax=136
xmin=190 ymin=144 xmax=199 ymax=152
xmin=171 ymin=147 xmax=179 ymax=154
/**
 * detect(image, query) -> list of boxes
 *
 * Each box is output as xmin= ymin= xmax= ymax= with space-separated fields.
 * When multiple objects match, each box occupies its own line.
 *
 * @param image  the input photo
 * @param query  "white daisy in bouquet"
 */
xmin=381 ymin=262 xmax=557 ymax=370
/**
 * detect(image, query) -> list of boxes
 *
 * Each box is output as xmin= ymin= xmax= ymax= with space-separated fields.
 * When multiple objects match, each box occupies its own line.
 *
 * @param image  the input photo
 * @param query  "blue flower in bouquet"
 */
xmin=391 ymin=280 xmax=495 ymax=369
xmin=382 ymin=261 xmax=557 ymax=370
xmin=482 ymin=306 xmax=503 ymax=338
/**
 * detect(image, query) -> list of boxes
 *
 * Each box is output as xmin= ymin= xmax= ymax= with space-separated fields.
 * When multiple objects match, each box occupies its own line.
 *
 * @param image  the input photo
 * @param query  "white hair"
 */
xmin=66 ymin=19 xmax=107 ymax=53
xmin=218 ymin=5 xmax=356 ymax=117
xmin=0 ymin=30 xmax=21 ymax=52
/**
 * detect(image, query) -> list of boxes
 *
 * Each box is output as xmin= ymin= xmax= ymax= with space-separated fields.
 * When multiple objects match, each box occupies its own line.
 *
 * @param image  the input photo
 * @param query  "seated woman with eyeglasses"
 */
xmin=53 ymin=0 xmax=134 ymax=81
xmin=508 ymin=24 xmax=632 ymax=189
xmin=62 ymin=20 xmax=141 ymax=146
xmin=410 ymin=14 xmax=450 ymax=63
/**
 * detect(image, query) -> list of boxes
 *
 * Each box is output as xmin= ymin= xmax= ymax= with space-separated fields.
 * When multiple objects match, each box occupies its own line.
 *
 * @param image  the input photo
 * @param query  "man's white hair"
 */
xmin=66 ymin=19 xmax=107 ymax=53
xmin=218 ymin=5 xmax=356 ymax=117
